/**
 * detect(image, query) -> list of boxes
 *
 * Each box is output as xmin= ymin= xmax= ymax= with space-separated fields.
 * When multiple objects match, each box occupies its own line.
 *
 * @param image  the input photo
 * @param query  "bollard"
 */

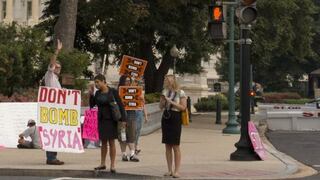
xmin=216 ymin=98 xmax=222 ymax=124
xmin=251 ymin=97 xmax=255 ymax=114
xmin=187 ymin=96 xmax=192 ymax=122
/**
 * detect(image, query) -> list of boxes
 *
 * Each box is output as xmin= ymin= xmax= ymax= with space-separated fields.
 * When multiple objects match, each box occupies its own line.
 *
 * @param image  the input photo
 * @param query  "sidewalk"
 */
xmin=0 ymin=113 xmax=316 ymax=179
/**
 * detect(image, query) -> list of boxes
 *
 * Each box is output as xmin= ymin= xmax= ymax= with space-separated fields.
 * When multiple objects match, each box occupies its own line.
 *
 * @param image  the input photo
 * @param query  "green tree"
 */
xmin=217 ymin=0 xmax=319 ymax=92
xmin=0 ymin=23 xmax=90 ymax=96
xmin=0 ymin=23 xmax=49 ymax=96
xmin=41 ymin=0 xmax=218 ymax=93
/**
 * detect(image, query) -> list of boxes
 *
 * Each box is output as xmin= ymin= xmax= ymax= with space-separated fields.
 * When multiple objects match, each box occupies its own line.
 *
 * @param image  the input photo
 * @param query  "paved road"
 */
xmin=267 ymin=131 xmax=320 ymax=180
xmin=0 ymin=176 xmax=131 ymax=180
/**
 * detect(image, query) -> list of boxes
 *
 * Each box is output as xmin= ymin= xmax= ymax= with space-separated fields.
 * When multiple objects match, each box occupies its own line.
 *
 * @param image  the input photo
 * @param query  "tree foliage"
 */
xmin=0 ymin=23 xmax=49 ymax=96
xmin=0 ymin=23 xmax=90 ymax=96
xmin=41 ymin=0 xmax=218 ymax=93
xmin=217 ymin=0 xmax=319 ymax=92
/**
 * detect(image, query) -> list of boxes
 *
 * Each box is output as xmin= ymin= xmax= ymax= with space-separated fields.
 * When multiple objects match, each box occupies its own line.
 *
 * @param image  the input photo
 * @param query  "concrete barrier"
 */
xmin=267 ymin=111 xmax=320 ymax=131
xmin=256 ymin=103 xmax=317 ymax=122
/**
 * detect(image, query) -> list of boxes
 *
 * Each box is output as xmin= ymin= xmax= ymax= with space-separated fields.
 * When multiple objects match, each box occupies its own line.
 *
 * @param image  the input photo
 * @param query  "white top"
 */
xmin=22 ymin=126 xmax=41 ymax=148
xmin=44 ymin=64 xmax=61 ymax=88
xmin=162 ymin=89 xmax=186 ymax=112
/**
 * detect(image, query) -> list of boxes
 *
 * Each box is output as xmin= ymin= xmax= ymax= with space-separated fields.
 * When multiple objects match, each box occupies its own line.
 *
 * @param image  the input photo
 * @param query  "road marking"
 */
xmin=50 ymin=178 xmax=118 ymax=180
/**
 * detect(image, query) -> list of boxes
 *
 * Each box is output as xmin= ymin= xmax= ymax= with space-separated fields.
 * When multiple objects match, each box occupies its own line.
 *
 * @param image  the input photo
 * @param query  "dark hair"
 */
xmin=118 ymin=75 xmax=129 ymax=89
xmin=94 ymin=74 xmax=106 ymax=83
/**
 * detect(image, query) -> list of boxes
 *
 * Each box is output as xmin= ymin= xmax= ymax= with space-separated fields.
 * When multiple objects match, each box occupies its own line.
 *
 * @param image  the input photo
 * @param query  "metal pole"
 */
xmin=230 ymin=24 xmax=260 ymax=161
xmin=216 ymin=97 xmax=222 ymax=124
xmin=174 ymin=58 xmax=176 ymax=74
xmin=250 ymin=65 xmax=255 ymax=114
xmin=223 ymin=4 xmax=240 ymax=134
xmin=187 ymin=96 xmax=192 ymax=122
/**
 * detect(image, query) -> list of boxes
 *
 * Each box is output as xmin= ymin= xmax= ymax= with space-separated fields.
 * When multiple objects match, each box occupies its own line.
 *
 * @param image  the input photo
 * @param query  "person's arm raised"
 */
xmin=49 ymin=39 xmax=62 ymax=68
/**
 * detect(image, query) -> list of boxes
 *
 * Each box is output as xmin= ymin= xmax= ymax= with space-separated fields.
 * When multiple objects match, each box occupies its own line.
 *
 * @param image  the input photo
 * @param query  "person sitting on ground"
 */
xmin=17 ymin=119 xmax=41 ymax=149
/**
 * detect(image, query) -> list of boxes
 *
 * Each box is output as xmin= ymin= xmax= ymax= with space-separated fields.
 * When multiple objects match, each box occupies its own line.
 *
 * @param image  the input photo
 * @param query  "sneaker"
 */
xmin=122 ymin=155 xmax=129 ymax=161
xmin=46 ymin=159 xmax=64 ymax=165
xmin=135 ymin=149 xmax=141 ymax=155
xmin=129 ymin=154 xmax=139 ymax=162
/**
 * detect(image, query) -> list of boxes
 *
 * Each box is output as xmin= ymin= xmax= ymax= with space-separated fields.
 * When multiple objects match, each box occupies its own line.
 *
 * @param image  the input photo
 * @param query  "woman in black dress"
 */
xmin=159 ymin=75 xmax=187 ymax=178
xmin=89 ymin=74 xmax=127 ymax=172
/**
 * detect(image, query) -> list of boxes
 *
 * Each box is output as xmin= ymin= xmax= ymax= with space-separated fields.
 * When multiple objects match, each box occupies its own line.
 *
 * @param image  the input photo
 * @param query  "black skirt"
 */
xmin=161 ymin=110 xmax=182 ymax=145
xmin=99 ymin=119 xmax=118 ymax=141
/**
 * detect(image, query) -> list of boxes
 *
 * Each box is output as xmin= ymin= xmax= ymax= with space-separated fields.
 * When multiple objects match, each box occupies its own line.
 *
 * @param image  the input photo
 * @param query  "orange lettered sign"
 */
xmin=119 ymin=55 xmax=147 ymax=80
xmin=119 ymin=86 xmax=144 ymax=110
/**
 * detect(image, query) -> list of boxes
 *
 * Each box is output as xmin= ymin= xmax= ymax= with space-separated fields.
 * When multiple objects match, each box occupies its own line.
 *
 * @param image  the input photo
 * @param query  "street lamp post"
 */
xmin=170 ymin=45 xmax=180 ymax=74
xmin=222 ymin=3 xmax=240 ymax=134
xmin=230 ymin=24 xmax=260 ymax=161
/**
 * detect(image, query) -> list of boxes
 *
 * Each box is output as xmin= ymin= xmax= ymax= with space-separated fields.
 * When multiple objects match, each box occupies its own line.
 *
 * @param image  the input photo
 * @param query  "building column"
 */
xmin=31 ymin=0 xmax=39 ymax=25
xmin=3 ymin=0 xmax=13 ymax=23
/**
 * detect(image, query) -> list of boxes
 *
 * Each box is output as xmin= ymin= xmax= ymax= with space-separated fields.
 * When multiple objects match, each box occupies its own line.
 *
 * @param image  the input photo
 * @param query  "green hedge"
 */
xmin=145 ymin=92 xmax=161 ymax=104
xmin=282 ymin=98 xmax=311 ymax=104
xmin=194 ymin=94 xmax=240 ymax=112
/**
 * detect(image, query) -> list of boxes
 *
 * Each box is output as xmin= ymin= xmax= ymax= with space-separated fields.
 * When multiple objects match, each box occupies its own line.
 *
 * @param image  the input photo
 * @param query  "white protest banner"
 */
xmin=0 ymin=102 xmax=37 ymax=148
xmin=37 ymin=86 xmax=84 ymax=153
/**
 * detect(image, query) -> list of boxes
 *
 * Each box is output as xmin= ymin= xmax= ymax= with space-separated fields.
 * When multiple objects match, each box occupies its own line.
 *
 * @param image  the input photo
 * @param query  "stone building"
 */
xmin=0 ymin=0 xmax=47 ymax=26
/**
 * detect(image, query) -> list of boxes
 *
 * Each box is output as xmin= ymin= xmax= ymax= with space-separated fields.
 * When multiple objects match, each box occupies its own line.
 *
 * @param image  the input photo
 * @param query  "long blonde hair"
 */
xmin=163 ymin=75 xmax=179 ymax=91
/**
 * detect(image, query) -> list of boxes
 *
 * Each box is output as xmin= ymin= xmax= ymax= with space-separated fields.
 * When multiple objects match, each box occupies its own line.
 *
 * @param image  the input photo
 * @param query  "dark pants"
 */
xmin=46 ymin=151 xmax=57 ymax=161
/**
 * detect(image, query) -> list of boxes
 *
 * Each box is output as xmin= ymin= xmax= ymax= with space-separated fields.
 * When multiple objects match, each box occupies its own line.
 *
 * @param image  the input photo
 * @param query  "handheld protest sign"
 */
xmin=37 ymin=86 xmax=84 ymax=153
xmin=82 ymin=109 xmax=99 ymax=141
xmin=119 ymin=55 xmax=147 ymax=80
xmin=119 ymin=86 xmax=144 ymax=110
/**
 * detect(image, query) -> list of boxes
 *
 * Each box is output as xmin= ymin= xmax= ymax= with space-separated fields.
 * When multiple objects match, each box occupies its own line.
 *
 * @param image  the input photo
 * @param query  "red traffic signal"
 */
xmin=249 ymin=90 xmax=256 ymax=97
xmin=209 ymin=5 xmax=223 ymax=22
xmin=208 ymin=4 xmax=226 ymax=40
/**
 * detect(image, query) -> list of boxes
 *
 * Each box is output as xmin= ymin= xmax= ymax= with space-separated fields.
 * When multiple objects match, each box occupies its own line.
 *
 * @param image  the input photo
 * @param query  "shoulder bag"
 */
xmin=109 ymin=88 xmax=122 ymax=121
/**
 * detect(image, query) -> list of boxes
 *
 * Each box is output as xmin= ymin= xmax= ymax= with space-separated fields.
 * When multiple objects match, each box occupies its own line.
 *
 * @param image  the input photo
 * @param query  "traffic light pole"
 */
xmin=223 ymin=4 xmax=240 ymax=134
xmin=230 ymin=24 xmax=260 ymax=161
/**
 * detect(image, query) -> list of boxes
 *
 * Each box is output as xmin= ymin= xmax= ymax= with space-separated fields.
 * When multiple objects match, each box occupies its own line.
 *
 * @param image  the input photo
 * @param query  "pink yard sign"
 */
xmin=82 ymin=109 xmax=99 ymax=141
xmin=0 ymin=145 xmax=5 ymax=150
xmin=248 ymin=121 xmax=267 ymax=160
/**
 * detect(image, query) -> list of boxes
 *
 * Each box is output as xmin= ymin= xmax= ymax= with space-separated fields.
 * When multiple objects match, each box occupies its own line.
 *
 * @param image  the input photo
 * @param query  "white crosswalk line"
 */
xmin=50 ymin=178 xmax=118 ymax=180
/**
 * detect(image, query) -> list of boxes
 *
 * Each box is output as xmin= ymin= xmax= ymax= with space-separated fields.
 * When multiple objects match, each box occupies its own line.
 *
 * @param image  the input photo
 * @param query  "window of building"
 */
xmin=207 ymin=79 xmax=214 ymax=92
xmin=2 ymin=1 xmax=6 ymax=20
xmin=27 ymin=1 xmax=32 ymax=20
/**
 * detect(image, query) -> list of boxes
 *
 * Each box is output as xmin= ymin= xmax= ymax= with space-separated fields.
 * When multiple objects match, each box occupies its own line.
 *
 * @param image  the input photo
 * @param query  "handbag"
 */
xmin=109 ymin=89 xmax=122 ymax=121
xmin=181 ymin=109 xmax=189 ymax=126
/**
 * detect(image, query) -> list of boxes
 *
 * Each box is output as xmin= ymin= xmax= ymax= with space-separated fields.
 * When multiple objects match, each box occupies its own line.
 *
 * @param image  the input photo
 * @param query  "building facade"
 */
xmin=0 ymin=0 xmax=47 ymax=26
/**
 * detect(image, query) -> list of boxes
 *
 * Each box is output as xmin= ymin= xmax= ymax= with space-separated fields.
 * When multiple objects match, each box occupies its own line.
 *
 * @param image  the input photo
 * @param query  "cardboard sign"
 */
xmin=119 ymin=55 xmax=147 ymax=80
xmin=248 ymin=121 xmax=266 ymax=160
xmin=119 ymin=86 xmax=144 ymax=110
xmin=82 ymin=109 xmax=99 ymax=141
xmin=37 ymin=86 xmax=84 ymax=153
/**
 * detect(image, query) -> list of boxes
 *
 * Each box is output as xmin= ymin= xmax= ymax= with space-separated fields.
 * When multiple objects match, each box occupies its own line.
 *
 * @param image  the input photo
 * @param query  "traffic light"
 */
xmin=208 ymin=2 xmax=226 ymax=40
xmin=236 ymin=0 xmax=257 ymax=24
xmin=249 ymin=90 xmax=256 ymax=97
xmin=210 ymin=5 xmax=223 ymax=22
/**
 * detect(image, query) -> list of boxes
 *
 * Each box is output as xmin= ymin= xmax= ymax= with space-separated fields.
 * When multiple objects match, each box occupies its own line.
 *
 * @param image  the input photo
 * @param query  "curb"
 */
xmin=257 ymin=119 xmax=318 ymax=179
xmin=0 ymin=168 xmax=160 ymax=179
